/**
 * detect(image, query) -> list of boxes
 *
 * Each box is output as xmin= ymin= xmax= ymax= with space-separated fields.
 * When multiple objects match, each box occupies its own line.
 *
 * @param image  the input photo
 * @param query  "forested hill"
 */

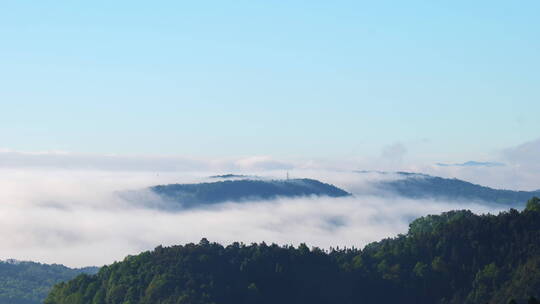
xmin=45 ymin=198 xmax=540 ymax=304
xmin=150 ymin=178 xmax=350 ymax=208
xmin=0 ymin=260 xmax=98 ymax=304
xmin=369 ymin=171 xmax=540 ymax=206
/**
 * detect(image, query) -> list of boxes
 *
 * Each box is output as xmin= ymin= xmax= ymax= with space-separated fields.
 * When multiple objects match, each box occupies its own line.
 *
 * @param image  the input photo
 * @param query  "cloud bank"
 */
xmin=2 ymin=136 xmax=540 ymax=190
xmin=0 ymin=168 xmax=509 ymax=268
xmin=1 ymin=138 xmax=538 ymax=267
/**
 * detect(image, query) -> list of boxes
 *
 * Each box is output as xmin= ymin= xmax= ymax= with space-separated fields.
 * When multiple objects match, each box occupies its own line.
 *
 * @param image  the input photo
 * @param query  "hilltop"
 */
xmin=150 ymin=178 xmax=351 ymax=208
xmin=362 ymin=171 xmax=540 ymax=206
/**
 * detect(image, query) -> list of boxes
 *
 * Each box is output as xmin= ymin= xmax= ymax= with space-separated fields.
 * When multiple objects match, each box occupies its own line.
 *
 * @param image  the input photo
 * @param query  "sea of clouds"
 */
xmin=0 ymin=138 xmax=538 ymax=267
xmin=0 ymin=167 xmax=509 ymax=268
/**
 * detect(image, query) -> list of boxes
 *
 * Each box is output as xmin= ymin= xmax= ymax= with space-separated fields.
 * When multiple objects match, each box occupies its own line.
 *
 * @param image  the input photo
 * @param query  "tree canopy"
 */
xmin=0 ymin=260 xmax=97 ymax=304
xmin=45 ymin=198 xmax=540 ymax=304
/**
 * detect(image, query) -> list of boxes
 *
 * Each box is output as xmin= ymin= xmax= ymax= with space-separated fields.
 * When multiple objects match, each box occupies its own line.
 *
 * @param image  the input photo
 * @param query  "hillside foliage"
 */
xmin=0 ymin=261 xmax=98 ymax=304
xmin=375 ymin=173 xmax=540 ymax=206
xmin=45 ymin=198 xmax=540 ymax=304
xmin=151 ymin=178 xmax=350 ymax=208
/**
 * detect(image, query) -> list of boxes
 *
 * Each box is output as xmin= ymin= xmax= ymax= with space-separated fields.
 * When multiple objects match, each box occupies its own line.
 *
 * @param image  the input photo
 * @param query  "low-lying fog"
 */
xmin=0 ymin=168 xmax=509 ymax=267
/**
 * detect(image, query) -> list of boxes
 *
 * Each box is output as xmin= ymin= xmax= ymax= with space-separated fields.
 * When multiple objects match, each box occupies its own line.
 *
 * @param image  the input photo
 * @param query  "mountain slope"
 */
xmin=45 ymin=198 xmax=540 ymax=304
xmin=0 ymin=260 xmax=98 ymax=304
xmin=150 ymin=178 xmax=350 ymax=208
xmin=368 ymin=172 xmax=540 ymax=206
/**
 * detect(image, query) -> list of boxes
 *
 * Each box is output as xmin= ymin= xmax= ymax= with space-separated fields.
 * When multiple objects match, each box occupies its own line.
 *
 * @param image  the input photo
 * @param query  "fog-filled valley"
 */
xmin=0 ymin=167 xmax=518 ymax=268
xmin=6 ymin=165 xmax=539 ymax=303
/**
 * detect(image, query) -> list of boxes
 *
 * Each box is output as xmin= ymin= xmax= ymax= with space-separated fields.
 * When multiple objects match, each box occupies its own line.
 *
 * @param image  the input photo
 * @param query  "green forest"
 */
xmin=372 ymin=172 xmax=540 ymax=206
xmin=0 ymin=261 xmax=97 ymax=304
xmin=150 ymin=179 xmax=350 ymax=208
xmin=44 ymin=198 xmax=540 ymax=304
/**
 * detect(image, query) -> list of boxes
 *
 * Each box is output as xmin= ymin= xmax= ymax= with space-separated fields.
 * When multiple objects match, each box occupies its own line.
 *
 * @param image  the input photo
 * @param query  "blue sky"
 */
xmin=1 ymin=1 xmax=539 ymax=161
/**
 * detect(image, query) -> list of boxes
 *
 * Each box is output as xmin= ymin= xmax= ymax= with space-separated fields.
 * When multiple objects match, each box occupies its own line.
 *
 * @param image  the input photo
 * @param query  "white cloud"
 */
xmin=1 ymin=139 xmax=539 ymax=268
xmin=503 ymin=138 xmax=540 ymax=167
xmin=0 ymin=150 xmax=300 ymax=173
xmin=381 ymin=142 xmax=407 ymax=163
xmin=234 ymin=156 xmax=295 ymax=170
xmin=409 ymin=138 xmax=540 ymax=191
xmin=0 ymin=168 xmax=508 ymax=268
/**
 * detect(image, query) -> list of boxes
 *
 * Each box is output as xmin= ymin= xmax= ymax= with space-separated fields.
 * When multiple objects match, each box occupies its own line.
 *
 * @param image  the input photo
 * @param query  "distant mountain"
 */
xmin=0 ymin=260 xmax=98 ymax=304
xmin=436 ymin=161 xmax=505 ymax=167
xmin=45 ymin=198 xmax=540 ymax=304
xmin=209 ymin=174 xmax=252 ymax=179
xmin=367 ymin=171 xmax=540 ymax=206
xmin=151 ymin=178 xmax=350 ymax=208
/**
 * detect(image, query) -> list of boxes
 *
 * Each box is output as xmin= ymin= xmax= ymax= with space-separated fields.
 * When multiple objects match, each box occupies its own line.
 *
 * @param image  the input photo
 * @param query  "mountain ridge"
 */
xmin=150 ymin=178 xmax=351 ymax=208
xmin=359 ymin=171 xmax=540 ymax=206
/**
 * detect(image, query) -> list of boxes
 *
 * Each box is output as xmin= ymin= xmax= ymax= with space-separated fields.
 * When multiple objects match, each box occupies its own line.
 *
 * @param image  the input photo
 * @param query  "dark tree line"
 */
xmin=150 ymin=178 xmax=350 ymax=208
xmin=377 ymin=173 xmax=540 ymax=206
xmin=45 ymin=197 xmax=540 ymax=304
xmin=0 ymin=261 xmax=97 ymax=304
